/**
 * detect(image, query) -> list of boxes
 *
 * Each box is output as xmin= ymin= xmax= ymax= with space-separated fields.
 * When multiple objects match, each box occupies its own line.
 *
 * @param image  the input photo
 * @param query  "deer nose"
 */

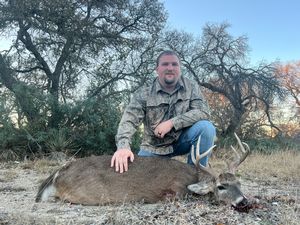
xmin=233 ymin=195 xmax=248 ymax=208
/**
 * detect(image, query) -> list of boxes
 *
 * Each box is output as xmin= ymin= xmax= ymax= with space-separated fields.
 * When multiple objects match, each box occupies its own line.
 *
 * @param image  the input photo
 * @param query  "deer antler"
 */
xmin=227 ymin=133 xmax=250 ymax=174
xmin=187 ymin=135 xmax=223 ymax=195
xmin=191 ymin=135 xmax=217 ymax=178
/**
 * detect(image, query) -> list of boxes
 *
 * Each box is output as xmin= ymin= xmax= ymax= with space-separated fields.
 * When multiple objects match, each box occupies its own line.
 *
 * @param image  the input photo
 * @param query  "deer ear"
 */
xmin=187 ymin=183 xmax=214 ymax=195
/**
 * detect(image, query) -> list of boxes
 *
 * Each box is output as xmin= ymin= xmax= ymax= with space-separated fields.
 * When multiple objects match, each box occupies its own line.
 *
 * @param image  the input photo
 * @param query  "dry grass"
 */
xmin=0 ymin=150 xmax=299 ymax=225
xmin=0 ymin=170 xmax=18 ymax=182
xmin=21 ymin=158 xmax=62 ymax=173
xmin=174 ymin=149 xmax=300 ymax=182
xmin=238 ymin=150 xmax=300 ymax=182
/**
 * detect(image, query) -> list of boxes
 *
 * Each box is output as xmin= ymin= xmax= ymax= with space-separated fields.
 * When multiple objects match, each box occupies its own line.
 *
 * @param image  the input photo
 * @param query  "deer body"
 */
xmin=36 ymin=155 xmax=200 ymax=205
xmin=36 ymin=134 xmax=250 ymax=207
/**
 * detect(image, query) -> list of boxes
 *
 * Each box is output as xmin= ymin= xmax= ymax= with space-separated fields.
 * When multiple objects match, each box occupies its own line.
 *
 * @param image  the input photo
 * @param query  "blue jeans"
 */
xmin=138 ymin=120 xmax=216 ymax=166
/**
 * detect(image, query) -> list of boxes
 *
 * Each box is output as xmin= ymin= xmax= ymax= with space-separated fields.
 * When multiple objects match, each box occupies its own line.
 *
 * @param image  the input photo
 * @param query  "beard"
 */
xmin=165 ymin=78 xmax=176 ymax=84
xmin=164 ymin=73 xmax=178 ymax=85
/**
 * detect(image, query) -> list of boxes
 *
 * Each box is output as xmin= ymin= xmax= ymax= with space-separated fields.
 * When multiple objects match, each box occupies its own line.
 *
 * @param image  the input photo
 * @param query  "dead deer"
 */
xmin=36 ymin=133 xmax=250 ymax=207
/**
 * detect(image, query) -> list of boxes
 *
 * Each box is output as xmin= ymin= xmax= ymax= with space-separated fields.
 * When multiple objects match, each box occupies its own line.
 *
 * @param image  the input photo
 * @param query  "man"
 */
xmin=111 ymin=50 xmax=216 ymax=173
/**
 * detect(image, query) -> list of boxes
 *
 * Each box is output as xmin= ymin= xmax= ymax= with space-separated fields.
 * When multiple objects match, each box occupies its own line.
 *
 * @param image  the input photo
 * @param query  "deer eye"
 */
xmin=217 ymin=185 xmax=226 ymax=190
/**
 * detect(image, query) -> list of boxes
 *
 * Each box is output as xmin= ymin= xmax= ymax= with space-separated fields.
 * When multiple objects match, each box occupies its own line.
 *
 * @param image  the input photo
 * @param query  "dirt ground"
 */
xmin=0 ymin=154 xmax=299 ymax=225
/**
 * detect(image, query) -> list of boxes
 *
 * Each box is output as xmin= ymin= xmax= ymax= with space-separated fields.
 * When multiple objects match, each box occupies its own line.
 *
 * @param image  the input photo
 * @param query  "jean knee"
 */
xmin=138 ymin=149 xmax=157 ymax=157
xmin=186 ymin=121 xmax=215 ymax=166
xmin=195 ymin=120 xmax=216 ymax=138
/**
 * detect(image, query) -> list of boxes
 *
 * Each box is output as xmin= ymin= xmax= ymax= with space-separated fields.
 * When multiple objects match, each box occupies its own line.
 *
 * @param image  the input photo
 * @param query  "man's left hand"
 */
xmin=154 ymin=119 xmax=174 ymax=138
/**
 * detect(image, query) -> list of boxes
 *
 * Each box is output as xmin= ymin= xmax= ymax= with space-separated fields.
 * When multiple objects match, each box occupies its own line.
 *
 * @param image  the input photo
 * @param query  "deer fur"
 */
xmin=36 ymin=156 xmax=200 ymax=205
xmin=36 ymin=134 xmax=249 ymax=206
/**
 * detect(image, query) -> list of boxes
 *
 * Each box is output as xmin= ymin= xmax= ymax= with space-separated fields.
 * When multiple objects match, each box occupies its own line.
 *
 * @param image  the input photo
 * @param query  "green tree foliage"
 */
xmin=0 ymin=0 xmax=166 ymax=126
xmin=0 ymin=0 xmax=165 ymax=157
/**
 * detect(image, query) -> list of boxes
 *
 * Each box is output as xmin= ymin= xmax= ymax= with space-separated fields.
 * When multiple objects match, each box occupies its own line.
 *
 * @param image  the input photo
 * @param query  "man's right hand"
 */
xmin=110 ymin=149 xmax=134 ymax=173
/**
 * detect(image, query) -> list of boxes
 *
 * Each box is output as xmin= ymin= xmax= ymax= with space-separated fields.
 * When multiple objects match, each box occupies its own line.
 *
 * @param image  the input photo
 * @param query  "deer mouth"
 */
xmin=231 ymin=196 xmax=250 ymax=212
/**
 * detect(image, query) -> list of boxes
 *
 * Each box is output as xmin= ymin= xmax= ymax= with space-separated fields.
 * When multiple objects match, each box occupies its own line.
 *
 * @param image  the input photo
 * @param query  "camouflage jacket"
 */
xmin=115 ymin=76 xmax=211 ymax=154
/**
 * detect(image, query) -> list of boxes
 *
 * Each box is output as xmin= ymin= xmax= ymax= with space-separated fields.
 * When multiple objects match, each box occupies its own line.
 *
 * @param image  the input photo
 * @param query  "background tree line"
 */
xmin=0 ymin=0 xmax=299 ymax=160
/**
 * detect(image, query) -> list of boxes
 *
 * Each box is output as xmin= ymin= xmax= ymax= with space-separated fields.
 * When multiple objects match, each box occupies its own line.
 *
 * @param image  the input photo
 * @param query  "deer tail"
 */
xmin=35 ymin=170 xmax=59 ymax=202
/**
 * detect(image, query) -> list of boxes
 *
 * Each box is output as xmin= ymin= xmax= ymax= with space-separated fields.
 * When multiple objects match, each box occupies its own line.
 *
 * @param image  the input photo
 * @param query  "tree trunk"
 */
xmin=223 ymin=107 xmax=244 ymax=136
xmin=0 ymin=55 xmax=42 ymax=125
xmin=48 ymin=74 xmax=61 ymax=129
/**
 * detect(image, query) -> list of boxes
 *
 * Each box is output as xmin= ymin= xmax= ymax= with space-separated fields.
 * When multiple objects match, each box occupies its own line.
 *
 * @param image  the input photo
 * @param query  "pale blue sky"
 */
xmin=1 ymin=1 xmax=299 ymax=65
xmin=162 ymin=0 xmax=300 ymax=64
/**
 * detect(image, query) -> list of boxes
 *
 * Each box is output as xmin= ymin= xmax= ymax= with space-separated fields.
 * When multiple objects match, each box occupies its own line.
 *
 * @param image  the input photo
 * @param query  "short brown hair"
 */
xmin=156 ymin=50 xmax=180 ymax=67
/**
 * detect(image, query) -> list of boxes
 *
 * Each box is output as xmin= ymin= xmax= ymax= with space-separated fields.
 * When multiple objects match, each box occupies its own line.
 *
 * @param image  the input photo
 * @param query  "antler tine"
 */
xmin=190 ymin=136 xmax=199 ymax=166
xmin=191 ymin=144 xmax=196 ymax=165
xmin=234 ymin=132 xmax=250 ymax=164
xmin=227 ymin=133 xmax=250 ymax=173
xmin=191 ymin=135 xmax=216 ymax=166
xmin=191 ymin=135 xmax=217 ymax=177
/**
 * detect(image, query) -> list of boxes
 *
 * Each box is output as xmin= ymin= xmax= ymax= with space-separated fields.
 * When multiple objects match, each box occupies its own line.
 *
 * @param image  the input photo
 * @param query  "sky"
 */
xmin=162 ymin=0 xmax=300 ymax=64
xmin=0 ymin=0 xmax=299 ymax=65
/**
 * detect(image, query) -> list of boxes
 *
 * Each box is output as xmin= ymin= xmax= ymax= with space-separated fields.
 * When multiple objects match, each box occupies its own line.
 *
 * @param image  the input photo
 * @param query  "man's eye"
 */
xmin=172 ymin=63 xmax=178 ymax=66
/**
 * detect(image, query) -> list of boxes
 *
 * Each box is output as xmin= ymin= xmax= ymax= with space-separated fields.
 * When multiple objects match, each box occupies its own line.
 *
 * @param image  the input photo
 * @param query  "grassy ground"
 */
xmin=0 ymin=150 xmax=299 ymax=225
xmin=239 ymin=150 xmax=299 ymax=181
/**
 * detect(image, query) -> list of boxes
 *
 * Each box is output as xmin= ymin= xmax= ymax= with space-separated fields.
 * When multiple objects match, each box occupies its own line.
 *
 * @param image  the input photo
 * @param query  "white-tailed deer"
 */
xmin=36 ymin=133 xmax=250 ymax=207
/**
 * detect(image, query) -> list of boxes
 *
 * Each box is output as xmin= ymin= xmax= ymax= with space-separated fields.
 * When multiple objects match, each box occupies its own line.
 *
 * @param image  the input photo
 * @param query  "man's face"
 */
xmin=156 ymin=54 xmax=181 ymax=88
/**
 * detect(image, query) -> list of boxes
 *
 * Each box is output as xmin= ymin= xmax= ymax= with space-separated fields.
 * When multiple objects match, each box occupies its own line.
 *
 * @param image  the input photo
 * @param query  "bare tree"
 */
xmin=275 ymin=62 xmax=300 ymax=137
xmin=164 ymin=23 xmax=286 ymax=136
xmin=277 ymin=61 xmax=300 ymax=107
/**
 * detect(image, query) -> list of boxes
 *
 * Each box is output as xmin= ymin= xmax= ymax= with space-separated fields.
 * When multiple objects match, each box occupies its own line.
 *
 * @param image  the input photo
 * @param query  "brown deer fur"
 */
xmin=36 ymin=155 xmax=201 ymax=205
xmin=36 ymin=134 xmax=249 ymax=206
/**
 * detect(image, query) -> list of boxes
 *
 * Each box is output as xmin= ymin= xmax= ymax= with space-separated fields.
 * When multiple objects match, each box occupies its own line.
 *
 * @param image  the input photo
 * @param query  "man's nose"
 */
xmin=167 ymin=64 xmax=173 ymax=70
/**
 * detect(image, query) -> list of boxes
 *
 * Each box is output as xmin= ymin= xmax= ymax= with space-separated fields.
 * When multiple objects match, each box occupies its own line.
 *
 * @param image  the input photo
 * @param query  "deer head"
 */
xmin=187 ymin=133 xmax=250 ymax=207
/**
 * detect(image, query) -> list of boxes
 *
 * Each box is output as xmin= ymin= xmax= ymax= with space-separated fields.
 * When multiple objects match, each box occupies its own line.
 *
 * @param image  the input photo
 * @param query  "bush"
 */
xmin=0 ymin=95 xmax=130 ymax=159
